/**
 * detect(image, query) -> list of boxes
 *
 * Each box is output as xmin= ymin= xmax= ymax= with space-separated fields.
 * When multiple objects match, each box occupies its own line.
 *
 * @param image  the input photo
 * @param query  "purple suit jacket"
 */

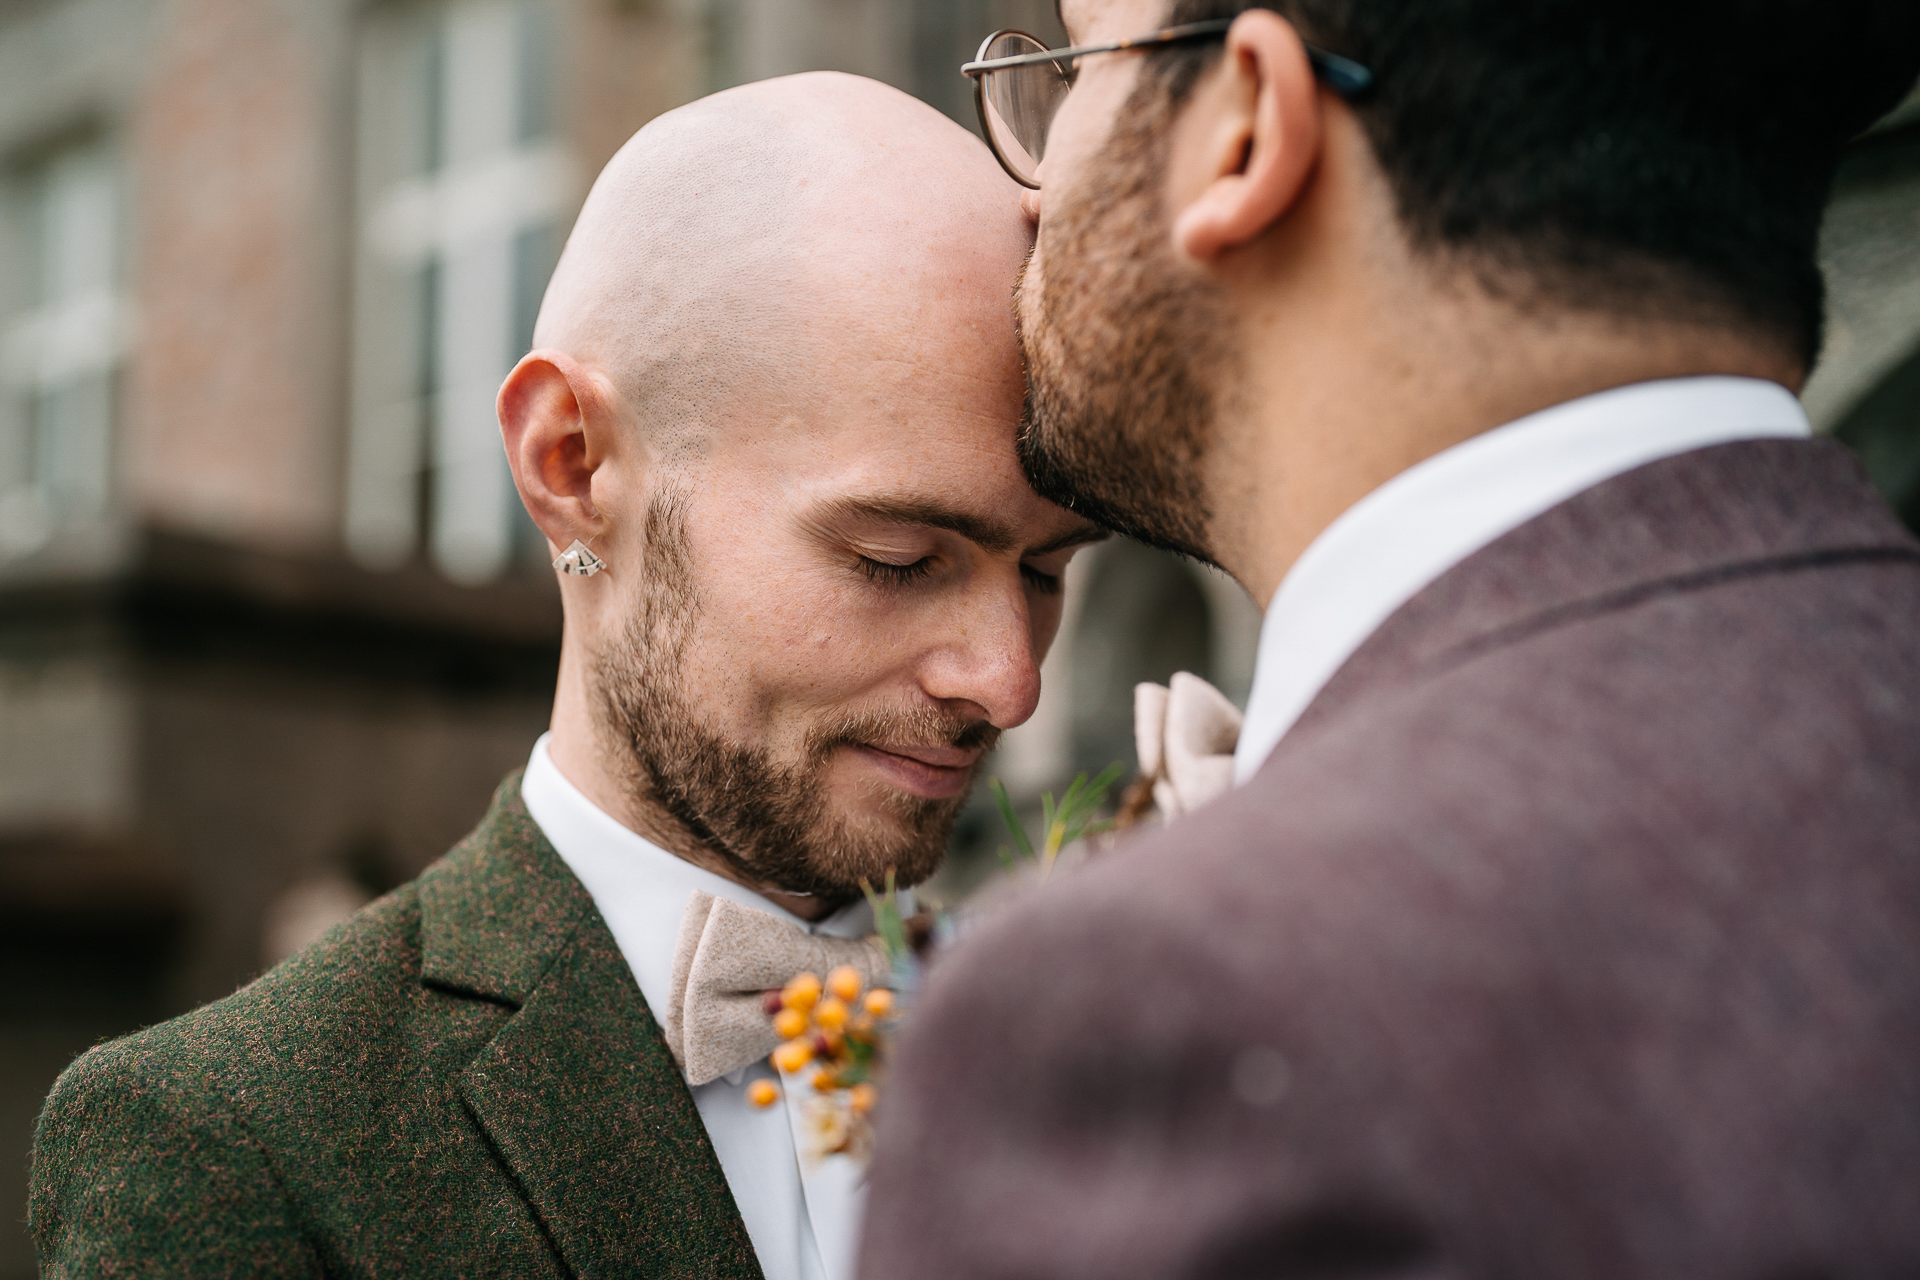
xmin=860 ymin=439 xmax=1920 ymax=1280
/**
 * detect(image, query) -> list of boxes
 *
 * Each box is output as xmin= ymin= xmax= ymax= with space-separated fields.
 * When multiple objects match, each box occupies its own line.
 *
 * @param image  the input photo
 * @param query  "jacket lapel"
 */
xmin=418 ymin=776 xmax=763 ymax=1280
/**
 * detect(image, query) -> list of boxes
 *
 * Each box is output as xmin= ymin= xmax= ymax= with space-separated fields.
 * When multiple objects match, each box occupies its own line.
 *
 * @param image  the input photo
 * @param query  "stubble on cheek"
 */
xmin=1014 ymin=63 xmax=1230 ymax=566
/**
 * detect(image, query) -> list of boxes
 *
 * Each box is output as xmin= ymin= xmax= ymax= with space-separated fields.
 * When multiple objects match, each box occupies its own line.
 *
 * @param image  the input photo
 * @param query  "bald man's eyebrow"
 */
xmin=1029 ymin=523 xmax=1110 ymax=556
xmin=809 ymin=495 xmax=1108 ymax=558
xmin=812 ymin=495 xmax=1023 ymax=554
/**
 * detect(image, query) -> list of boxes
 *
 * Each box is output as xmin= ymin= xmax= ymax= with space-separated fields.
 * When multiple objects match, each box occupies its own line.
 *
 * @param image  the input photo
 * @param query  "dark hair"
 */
xmin=1162 ymin=0 xmax=1920 ymax=364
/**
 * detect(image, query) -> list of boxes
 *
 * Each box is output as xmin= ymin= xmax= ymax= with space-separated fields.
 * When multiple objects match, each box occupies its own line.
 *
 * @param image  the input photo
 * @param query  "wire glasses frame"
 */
xmin=961 ymin=18 xmax=1374 ymax=189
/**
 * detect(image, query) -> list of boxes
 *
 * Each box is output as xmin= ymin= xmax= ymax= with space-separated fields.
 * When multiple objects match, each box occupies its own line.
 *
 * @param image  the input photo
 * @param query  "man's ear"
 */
xmin=497 ymin=349 xmax=620 ymax=551
xmin=1168 ymin=9 xmax=1323 ymax=262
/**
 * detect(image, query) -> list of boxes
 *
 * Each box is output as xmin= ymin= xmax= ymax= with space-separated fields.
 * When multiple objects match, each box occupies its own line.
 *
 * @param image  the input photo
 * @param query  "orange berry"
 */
xmin=827 ymin=965 xmax=864 ymax=1003
xmin=746 ymin=1079 xmax=780 ymax=1109
xmin=847 ymin=1014 xmax=874 ymax=1040
xmin=848 ymin=1083 xmax=878 ymax=1115
xmin=863 ymin=988 xmax=895 ymax=1019
xmin=772 ymin=1038 xmax=813 ymax=1075
xmin=782 ymin=972 xmax=822 ymax=1015
xmin=772 ymin=1007 xmax=807 ymax=1040
xmin=812 ymin=1069 xmax=842 ymax=1091
xmin=814 ymin=996 xmax=850 ymax=1033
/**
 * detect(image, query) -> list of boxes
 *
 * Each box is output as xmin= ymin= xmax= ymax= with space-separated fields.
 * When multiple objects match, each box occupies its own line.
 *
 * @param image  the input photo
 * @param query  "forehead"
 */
xmin=695 ymin=303 xmax=1037 ymax=503
xmin=769 ymin=358 xmax=1026 ymax=492
xmin=701 ymin=362 xmax=1093 ymax=566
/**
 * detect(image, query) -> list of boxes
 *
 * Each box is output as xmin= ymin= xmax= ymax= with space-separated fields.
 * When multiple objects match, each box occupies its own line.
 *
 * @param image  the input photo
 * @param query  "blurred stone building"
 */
xmin=0 ymin=0 xmax=1913 ymax=1272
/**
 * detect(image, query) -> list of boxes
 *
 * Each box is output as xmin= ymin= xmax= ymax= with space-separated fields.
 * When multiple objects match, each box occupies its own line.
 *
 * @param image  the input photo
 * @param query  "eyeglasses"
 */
xmin=961 ymin=19 xmax=1374 ymax=190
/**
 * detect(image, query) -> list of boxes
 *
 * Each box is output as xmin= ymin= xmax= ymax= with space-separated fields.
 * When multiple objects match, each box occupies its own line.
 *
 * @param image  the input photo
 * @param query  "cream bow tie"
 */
xmin=661 ymin=890 xmax=893 ymax=1087
xmin=1134 ymin=671 xmax=1243 ymax=820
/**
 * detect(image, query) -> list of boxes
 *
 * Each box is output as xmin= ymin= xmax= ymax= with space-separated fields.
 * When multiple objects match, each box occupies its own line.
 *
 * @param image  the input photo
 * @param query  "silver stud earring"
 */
xmin=552 ymin=539 xmax=607 ymax=577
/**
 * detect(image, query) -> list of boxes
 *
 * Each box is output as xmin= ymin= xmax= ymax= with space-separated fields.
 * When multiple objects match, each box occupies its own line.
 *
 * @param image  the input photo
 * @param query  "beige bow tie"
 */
xmin=1134 ymin=671 xmax=1243 ymax=820
xmin=661 ymin=890 xmax=893 ymax=1087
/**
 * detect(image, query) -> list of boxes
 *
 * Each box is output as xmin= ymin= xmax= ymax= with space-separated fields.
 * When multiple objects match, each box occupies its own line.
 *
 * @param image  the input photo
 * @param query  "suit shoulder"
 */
xmin=31 ymin=989 xmax=326 ymax=1275
xmin=43 ymin=883 xmax=430 ymax=1143
xmin=950 ymin=557 xmax=1920 ymax=998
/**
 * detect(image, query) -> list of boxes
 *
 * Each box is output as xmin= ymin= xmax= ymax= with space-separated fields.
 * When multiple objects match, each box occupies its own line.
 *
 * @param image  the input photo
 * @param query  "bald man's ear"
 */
xmin=498 ymin=350 xmax=619 ymax=552
xmin=1167 ymin=10 xmax=1322 ymax=262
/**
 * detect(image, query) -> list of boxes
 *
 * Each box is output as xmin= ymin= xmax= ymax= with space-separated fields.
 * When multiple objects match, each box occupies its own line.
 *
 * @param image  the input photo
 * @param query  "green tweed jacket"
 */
xmin=29 ymin=774 xmax=764 ymax=1279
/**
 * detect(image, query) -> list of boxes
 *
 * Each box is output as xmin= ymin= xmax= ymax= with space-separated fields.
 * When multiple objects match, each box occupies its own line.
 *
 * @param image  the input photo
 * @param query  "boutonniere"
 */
xmin=746 ymin=872 xmax=912 ymax=1162
xmin=747 ymin=765 xmax=1128 ymax=1159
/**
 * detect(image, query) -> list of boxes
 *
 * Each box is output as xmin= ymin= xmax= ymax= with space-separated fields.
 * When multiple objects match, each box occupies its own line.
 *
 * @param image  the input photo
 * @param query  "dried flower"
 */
xmin=803 ymin=1092 xmax=854 ymax=1158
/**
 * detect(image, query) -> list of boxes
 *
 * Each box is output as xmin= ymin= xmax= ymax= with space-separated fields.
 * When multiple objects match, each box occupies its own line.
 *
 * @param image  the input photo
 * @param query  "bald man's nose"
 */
xmin=920 ymin=594 xmax=1043 ymax=730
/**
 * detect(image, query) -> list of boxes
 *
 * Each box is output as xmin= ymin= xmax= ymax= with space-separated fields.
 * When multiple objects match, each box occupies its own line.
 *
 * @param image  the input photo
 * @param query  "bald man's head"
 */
xmin=501 ymin=73 xmax=1095 ymax=914
xmin=536 ymin=72 xmax=1030 ymax=453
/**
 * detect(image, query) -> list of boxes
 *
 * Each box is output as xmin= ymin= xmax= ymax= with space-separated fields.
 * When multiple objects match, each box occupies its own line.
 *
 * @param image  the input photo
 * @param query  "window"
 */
xmin=346 ymin=0 xmax=572 ymax=583
xmin=0 ymin=137 xmax=128 ymax=559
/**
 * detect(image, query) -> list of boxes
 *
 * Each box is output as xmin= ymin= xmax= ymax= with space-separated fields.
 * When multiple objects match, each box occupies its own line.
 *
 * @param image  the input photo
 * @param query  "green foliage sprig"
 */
xmin=860 ymin=869 xmax=913 ymax=972
xmin=989 ymin=762 xmax=1126 ymax=876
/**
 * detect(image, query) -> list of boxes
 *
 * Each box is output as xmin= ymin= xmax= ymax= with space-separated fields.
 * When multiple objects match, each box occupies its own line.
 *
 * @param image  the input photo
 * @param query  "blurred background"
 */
xmin=0 ymin=0 xmax=1912 ymax=1270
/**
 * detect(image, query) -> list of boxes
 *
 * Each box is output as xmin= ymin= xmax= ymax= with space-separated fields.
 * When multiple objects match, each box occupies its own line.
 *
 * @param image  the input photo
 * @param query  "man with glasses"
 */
xmin=863 ymin=2 xmax=1920 ymax=1277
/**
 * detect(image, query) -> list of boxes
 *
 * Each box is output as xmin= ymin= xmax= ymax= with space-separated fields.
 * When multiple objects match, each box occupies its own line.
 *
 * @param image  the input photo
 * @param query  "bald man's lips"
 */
xmin=849 ymin=742 xmax=983 ymax=800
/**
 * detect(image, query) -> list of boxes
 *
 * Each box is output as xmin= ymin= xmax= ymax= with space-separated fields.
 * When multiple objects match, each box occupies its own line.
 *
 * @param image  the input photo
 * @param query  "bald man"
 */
xmin=29 ymin=74 xmax=1100 ymax=1279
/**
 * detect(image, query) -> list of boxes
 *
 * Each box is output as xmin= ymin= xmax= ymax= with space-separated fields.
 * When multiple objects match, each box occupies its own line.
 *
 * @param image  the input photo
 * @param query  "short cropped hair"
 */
xmin=1162 ymin=0 xmax=1920 ymax=363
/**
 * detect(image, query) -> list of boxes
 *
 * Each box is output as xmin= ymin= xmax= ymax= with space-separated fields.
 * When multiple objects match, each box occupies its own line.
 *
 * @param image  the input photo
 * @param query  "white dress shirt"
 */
xmin=522 ymin=734 xmax=898 ymax=1280
xmin=1233 ymin=376 xmax=1813 ymax=783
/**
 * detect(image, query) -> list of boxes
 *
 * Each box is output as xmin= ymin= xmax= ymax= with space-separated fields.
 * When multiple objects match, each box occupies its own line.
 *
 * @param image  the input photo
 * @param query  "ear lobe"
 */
xmin=1169 ymin=11 xmax=1323 ymax=263
xmin=497 ymin=350 xmax=613 ymax=549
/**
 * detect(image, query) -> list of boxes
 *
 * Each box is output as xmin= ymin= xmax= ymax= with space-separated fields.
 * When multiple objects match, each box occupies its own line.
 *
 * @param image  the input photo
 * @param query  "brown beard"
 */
xmin=593 ymin=492 xmax=995 ymax=904
xmin=1016 ymin=69 xmax=1231 ymax=567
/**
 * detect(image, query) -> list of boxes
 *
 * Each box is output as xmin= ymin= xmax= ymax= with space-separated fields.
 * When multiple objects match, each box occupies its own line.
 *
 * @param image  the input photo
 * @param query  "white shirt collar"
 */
xmin=1233 ymin=376 xmax=1812 ymax=783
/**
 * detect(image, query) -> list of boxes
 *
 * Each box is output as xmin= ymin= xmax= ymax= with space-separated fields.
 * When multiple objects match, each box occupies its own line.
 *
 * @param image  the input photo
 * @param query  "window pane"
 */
xmin=0 ymin=138 xmax=124 ymax=559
